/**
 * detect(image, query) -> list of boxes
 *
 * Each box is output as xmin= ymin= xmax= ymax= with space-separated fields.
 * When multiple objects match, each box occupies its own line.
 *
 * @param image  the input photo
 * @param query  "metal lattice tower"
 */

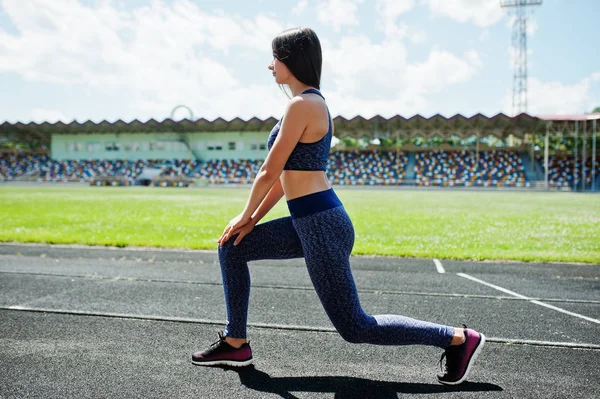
xmin=501 ymin=0 xmax=542 ymax=116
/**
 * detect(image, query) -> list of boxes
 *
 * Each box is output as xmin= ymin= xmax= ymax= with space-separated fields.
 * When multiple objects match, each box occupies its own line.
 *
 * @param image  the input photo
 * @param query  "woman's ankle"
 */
xmin=450 ymin=328 xmax=466 ymax=346
xmin=224 ymin=336 xmax=247 ymax=348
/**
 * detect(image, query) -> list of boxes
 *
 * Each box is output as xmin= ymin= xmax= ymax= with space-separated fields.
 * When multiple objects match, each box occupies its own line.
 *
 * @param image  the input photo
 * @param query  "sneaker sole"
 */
xmin=191 ymin=358 xmax=254 ymax=367
xmin=438 ymin=333 xmax=486 ymax=386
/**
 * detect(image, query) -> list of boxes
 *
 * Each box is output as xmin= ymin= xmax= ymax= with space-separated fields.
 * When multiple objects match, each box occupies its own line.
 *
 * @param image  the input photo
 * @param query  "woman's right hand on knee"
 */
xmin=218 ymin=218 xmax=256 ymax=247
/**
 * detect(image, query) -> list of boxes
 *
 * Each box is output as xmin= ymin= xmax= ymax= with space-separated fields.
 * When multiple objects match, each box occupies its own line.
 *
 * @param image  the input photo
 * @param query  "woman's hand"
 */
xmin=230 ymin=220 xmax=256 ymax=246
xmin=218 ymin=213 xmax=254 ymax=246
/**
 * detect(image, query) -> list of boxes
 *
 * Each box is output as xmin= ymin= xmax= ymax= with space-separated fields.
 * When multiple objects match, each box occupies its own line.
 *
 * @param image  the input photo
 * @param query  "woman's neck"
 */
xmin=288 ymin=81 xmax=313 ymax=97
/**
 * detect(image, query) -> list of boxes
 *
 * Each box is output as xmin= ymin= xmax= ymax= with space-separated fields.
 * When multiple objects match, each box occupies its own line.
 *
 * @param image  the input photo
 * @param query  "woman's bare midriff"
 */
xmin=280 ymin=170 xmax=331 ymax=200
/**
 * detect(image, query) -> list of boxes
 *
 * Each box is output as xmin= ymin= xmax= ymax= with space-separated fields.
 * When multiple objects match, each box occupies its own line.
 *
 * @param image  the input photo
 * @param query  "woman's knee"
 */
xmin=336 ymin=324 xmax=366 ymax=344
xmin=218 ymin=235 xmax=243 ymax=262
xmin=332 ymin=315 xmax=373 ymax=344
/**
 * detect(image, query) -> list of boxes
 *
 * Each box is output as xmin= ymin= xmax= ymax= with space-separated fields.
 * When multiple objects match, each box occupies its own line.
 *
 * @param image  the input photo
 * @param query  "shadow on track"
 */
xmin=216 ymin=365 xmax=502 ymax=399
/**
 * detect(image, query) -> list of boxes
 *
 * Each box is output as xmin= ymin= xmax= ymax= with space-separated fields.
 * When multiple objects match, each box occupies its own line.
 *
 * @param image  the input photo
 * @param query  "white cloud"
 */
xmin=0 ymin=0 xmax=284 ymax=121
xmin=409 ymin=28 xmax=427 ymax=44
xmin=377 ymin=0 xmax=416 ymax=16
xmin=292 ymin=0 xmax=309 ymax=15
xmin=30 ymin=108 xmax=69 ymax=123
xmin=324 ymin=36 xmax=482 ymax=118
xmin=387 ymin=22 xmax=428 ymax=44
xmin=406 ymin=48 xmax=482 ymax=93
xmin=315 ymin=0 xmax=364 ymax=33
xmin=425 ymin=0 xmax=504 ymax=28
xmin=375 ymin=0 xmax=416 ymax=37
xmin=527 ymin=18 xmax=538 ymax=35
xmin=504 ymin=73 xmax=600 ymax=115
xmin=2 ymin=0 xmax=559 ymax=122
xmin=325 ymin=35 xmax=408 ymax=100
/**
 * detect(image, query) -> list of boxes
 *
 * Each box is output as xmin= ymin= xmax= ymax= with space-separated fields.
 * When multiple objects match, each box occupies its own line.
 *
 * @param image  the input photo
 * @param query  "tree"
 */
xmin=593 ymin=106 xmax=600 ymax=113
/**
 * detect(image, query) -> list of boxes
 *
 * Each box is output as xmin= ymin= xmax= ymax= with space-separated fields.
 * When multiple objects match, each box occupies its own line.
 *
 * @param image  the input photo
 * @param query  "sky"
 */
xmin=0 ymin=0 xmax=599 ymax=124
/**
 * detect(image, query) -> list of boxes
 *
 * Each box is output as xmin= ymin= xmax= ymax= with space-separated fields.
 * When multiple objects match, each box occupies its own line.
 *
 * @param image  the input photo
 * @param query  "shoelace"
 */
xmin=439 ymin=347 xmax=458 ymax=373
xmin=209 ymin=331 xmax=227 ymax=349
xmin=439 ymin=324 xmax=468 ymax=373
xmin=209 ymin=332 xmax=249 ymax=350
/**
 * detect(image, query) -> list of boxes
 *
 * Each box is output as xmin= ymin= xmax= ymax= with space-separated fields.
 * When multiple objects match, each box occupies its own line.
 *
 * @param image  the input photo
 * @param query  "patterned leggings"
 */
xmin=218 ymin=190 xmax=454 ymax=348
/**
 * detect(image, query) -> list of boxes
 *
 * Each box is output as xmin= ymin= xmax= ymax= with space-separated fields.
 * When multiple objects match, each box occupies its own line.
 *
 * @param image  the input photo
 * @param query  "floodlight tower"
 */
xmin=500 ymin=0 xmax=542 ymax=116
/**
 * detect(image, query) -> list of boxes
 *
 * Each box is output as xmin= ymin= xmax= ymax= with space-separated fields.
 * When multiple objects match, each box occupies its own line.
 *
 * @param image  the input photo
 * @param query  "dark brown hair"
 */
xmin=272 ymin=27 xmax=322 ymax=89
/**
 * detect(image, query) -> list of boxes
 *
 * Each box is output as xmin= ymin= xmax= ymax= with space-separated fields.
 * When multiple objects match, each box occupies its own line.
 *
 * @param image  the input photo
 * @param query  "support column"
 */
xmin=582 ymin=120 xmax=587 ymax=191
xmin=476 ymin=131 xmax=480 ymax=165
xmin=544 ymin=125 xmax=549 ymax=191
xmin=530 ymin=134 xmax=535 ymax=172
xmin=574 ymin=121 xmax=578 ymax=191
xmin=593 ymin=120 xmax=597 ymax=192
xmin=396 ymin=128 xmax=400 ymax=185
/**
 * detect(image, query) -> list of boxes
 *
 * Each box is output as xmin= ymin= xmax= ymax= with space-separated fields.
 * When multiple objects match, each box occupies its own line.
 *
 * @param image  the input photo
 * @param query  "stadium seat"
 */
xmin=5 ymin=150 xmax=597 ymax=189
xmin=414 ymin=150 xmax=528 ymax=187
xmin=536 ymin=154 xmax=600 ymax=187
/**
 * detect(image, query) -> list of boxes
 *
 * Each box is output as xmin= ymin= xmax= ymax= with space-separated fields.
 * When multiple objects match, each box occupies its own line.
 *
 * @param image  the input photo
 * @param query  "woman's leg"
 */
xmin=218 ymin=216 xmax=304 ymax=339
xmin=292 ymin=206 xmax=454 ymax=349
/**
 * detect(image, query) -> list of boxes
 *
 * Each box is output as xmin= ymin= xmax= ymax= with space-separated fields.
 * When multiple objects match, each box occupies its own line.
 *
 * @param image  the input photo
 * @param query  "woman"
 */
xmin=192 ymin=27 xmax=485 ymax=386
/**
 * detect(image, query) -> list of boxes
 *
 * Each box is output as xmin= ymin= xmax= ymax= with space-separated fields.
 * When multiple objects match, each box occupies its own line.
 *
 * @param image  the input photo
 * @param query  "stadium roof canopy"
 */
xmin=2 ymin=113 xmax=598 ymax=146
xmin=537 ymin=113 xmax=600 ymax=121
xmin=536 ymin=113 xmax=599 ymax=191
xmin=536 ymin=113 xmax=600 ymax=132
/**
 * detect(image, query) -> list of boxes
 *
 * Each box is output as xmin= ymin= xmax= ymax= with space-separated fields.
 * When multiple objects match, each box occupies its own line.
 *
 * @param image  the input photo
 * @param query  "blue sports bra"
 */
xmin=267 ymin=88 xmax=332 ymax=171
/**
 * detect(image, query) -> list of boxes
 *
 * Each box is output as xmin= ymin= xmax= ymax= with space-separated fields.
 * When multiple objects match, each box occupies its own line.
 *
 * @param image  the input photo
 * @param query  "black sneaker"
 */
xmin=192 ymin=332 xmax=253 ymax=367
xmin=437 ymin=325 xmax=485 ymax=385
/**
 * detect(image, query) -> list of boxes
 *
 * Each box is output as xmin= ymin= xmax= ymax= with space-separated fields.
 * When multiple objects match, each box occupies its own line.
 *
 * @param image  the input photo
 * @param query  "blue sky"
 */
xmin=0 ymin=0 xmax=598 ymax=124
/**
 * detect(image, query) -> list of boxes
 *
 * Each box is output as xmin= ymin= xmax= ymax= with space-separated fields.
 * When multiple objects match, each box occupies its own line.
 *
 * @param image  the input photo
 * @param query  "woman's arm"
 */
xmin=219 ymin=97 xmax=311 ymax=244
xmin=218 ymin=179 xmax=285 ymax=246
xmin=251 ymin=178 xmax=284 ymax=224
xmin=238 ymin=97 xmax=310 ymax=221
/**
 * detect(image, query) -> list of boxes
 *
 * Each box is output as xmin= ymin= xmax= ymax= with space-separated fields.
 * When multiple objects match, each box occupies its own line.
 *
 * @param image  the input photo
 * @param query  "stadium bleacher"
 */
xmin=536 ymin=154 xmax=600 ymax=187
xmin=414 ymin=150 xmax=528 ymax=187
xmin=0 ymin=153 xmax=50 ymax=181
xmin=123 ymin=159 xmax=201 ymax=180
xmin=328 ymin=150 xmax=406 ymax=185
xmin=2 ymin=150 xmax=598 ymax=189
xmin=196 ymin=159 xmax=263 ymax=184
xmin=0 ymin=151 xmax=409 ymax=185
xmin=40 ymin=159 xmax=127 ymax=182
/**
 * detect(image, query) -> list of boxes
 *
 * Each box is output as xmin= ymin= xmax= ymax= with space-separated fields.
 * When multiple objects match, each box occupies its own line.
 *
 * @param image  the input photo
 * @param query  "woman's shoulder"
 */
xmin=284 ymin=94 xmax=314 ymax=116
xmin=287 ymin=91 xmax=325 ymax=112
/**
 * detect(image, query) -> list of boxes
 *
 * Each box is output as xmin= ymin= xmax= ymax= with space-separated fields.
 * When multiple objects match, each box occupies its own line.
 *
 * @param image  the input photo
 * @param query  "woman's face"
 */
xmin=268 ymin=56 xmax=292 ymax=85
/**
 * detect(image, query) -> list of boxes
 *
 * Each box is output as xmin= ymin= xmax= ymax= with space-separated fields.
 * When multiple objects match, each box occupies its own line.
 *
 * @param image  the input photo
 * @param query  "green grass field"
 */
xmin=0 ymin=186 xmax=599 ymax=263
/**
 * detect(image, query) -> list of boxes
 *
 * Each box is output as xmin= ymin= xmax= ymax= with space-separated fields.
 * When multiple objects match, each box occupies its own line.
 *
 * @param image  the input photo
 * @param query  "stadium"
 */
xmin=1 ymin=109 xmax=598 ymax=264
xmin=1 ymin=1 xmax=599 ymax=398
xmin=1 ymin=111 xmax=599 ymax=190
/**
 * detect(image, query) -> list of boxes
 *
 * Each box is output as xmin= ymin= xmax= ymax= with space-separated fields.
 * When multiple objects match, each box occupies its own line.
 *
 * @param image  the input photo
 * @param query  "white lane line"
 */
xmin=4 ymin=305 xmax=338 ymax=332
xmin=529 ymin=300 xmax=600 ymax=324
xmin=457 ymin=273 xmax=600 ymax=325
xmin=486 ymin=337 xmax=600 ymax=349
xmin=4 ymin=305 xmax=600 ymax=350
xmin=458 ymin=273 xmax=528 ymax=299
xmin=433 ymin=259 xmax=445 ymax=274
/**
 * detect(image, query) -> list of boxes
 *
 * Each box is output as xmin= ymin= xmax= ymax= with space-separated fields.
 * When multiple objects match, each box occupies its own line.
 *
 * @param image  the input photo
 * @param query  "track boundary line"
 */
xmin=433 ymin=259 xmax=445 ymax=274
xmin=3 ymin=306 xmax=599 ymax=350
xmin=2 ymin=242 xmax=597 ymax=266
xmin=2 ymin=270 xmax=599 ymax=304
xmin=458 ymin=273 xmax=600 ymax=325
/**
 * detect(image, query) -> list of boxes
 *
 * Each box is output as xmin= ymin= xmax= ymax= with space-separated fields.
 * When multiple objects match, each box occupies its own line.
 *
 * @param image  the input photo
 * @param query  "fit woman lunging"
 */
xmin=191 ymin=27 xmax=485 ymax=386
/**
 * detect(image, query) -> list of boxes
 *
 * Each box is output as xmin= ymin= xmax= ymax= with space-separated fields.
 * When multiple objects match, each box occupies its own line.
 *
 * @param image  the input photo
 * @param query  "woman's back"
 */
xmin=273 ymin=89 xmax=334 ymax=200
